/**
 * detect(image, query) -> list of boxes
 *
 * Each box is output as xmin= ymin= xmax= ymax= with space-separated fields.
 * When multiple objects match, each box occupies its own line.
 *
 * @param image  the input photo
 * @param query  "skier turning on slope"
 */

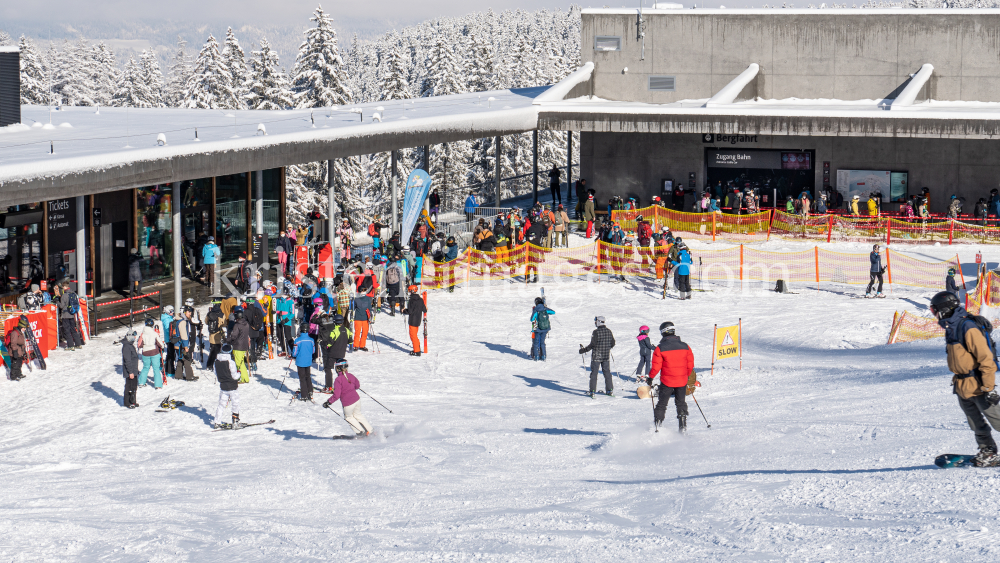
xmin=931 ymin=291 xmax=1000 ymax=467
xmin=322 ymin=359 xmax=374 ymax=437
xmin=580 ymin=316 xmax=616 ymax=398
xmin=647 ymin=321 xmax=694 ymax=433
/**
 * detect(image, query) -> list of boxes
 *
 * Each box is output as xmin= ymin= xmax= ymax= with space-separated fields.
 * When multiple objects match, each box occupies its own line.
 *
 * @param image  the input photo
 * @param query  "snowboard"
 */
xmin=212 ymin=419 xmax=276 ymax=432
xmin=935 ymin=454 xmax=977 ymax=468
xmin=20 ymin=315 xmax=46 ymax=370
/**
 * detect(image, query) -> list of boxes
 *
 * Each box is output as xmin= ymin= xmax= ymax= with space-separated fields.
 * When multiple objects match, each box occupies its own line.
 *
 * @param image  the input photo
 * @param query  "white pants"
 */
xmin=344 ymin=402 xmax=373 ymax=435
xmin=213 ymin=390 xmax=240 ymax=425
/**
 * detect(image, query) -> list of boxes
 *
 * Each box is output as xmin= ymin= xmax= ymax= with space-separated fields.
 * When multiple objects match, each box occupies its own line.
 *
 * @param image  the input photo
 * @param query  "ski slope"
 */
xmin=2 ymin=240 xmax=999 ymax=561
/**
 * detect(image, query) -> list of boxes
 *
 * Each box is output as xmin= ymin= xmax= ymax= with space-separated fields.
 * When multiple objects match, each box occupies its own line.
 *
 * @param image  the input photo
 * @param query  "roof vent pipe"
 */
xmin=704 ymin=63 xmax=759 ymax=107
xmin=156 ymin=133 xmax=166 ymax=146
xmin=890 ymin=64 xmax=934 ymax=110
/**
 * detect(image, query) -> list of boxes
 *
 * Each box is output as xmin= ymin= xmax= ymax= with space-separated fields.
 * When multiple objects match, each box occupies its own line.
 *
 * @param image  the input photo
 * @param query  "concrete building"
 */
xmin=540 ymin=8 xmax=1000 ymax=213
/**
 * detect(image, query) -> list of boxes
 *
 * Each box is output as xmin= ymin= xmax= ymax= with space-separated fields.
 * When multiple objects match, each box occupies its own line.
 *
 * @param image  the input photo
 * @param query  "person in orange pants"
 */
xmin=351 ymin=293 xmax=372 ymax=351
xmin=654 ymin=239 xmax=671 ymax=280
xmin=403 ymin=285 xmax=426 ymax=356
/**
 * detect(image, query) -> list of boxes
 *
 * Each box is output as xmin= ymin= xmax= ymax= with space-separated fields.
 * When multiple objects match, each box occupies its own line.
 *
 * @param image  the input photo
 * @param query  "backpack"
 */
xmin=962 ymin=314 xmax=999 ymax=367
xmin=3 ymin=327 xmax=15 ymax=350
xmin=168 ymin=319 xmax=179 ymax=343
xmin=67 ymin=293 xmax=80 ymax=316
xmin=386 ymin=264 xmax=401 ymax=285
xmin=535 ymin=309 xmax=551 ymax=331
xmin=368 ymin=223 xmax=378 ymax=237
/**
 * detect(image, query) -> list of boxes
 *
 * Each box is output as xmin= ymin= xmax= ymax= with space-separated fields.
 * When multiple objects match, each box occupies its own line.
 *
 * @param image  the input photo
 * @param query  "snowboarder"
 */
xmin=647 ymin=321 xmax=694 ymax=432
xmin=212 ymin=343 xmax=241 ymax=429
xmin=5 ymin=317 xmax=27 ymax=381
xmin=579 ymin=316 xmax=616 ymax=398
xmin=122 ymin=330 xmax=139 ymax=408
xmin=930 ymin=291 xmax=1000 ymax=467
xmin=635 ymin=325 xmax=655 ymax=376
xmin=292 ymin=324 xmax=315 ymax=400
xmin=403 ymin=285 xmax=426 ymax=356
xmin=322 ymin=359 xmax=374 ymax=437
xmin=866 ymin=244 xmax=885 ymax=298
xmin=947 ymin=267 xmax=961 ymax=298
xmin=137 ymin=318 xmax=165 ymax=388
xmin=530 ymin=297 xmax=555 ymax=361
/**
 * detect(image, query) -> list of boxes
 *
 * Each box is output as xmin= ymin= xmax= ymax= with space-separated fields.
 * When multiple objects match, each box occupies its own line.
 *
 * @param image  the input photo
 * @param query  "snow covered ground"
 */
xmin=3 ymin=240 xmax=1000 ymax=561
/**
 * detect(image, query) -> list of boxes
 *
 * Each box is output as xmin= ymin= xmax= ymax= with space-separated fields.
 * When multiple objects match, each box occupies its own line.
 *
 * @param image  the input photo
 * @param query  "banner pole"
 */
xmin=711 ymin=323 xmax=717 ymax=376
xmin=827 ymin=213 xmax=833 ymax=244
xmin=738 ymin=318 xmax=742 ymax=370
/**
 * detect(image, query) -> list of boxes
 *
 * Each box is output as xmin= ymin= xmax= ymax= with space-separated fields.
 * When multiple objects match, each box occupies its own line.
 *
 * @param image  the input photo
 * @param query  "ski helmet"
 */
xmin=145 ymin=318 xmax=155 ymax=327
xmin=948 ymin=267 xmax=957 ymax=276
xmin=335 ymin=359 xmax=348 ymax=372
xmin=674 ymin=237 xmax=682 ymax=244
xmin=164 ymin=305 xmax=174 ymax=315
xmin=659 ymin=321 xmax=675 ymax=336
xmin=299 ymin=323 xmax=310 ymax=333
xmin=232 ymin=308 xmax=244 ymax=320
xmin=594 ymin=316 xmax=606 ymax=327
xmin=930 ymin=291 xmax=961 ymax=320
xmin=125 ymin=330 xmax=137 ymax=343
xmin=535 ymin=297 xmax=544 ymax=305
xmin=220 ymin=343 xmax=233 ymax=355
xmin=333 ymin=314 xmax=344 ymax=324
xmin=184 ymin=298 xmax=195 ymax=307
xmin=639 ymin=325 xmax=649 ymax=334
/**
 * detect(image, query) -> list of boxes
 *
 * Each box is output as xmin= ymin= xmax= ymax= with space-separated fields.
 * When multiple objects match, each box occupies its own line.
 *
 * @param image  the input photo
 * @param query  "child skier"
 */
xmin=212 ymin=343 xmax=241 ymax=429
xmin=635 ymin=325 xmax=655 ymax=376
xmin=530 ymin=297 xmax=555 ymax=361
xmin=5 ymin=317 xmax=27 ymax=381
xmin=322 ymin=359 xmax=374 ymax=437
xmin=292 ymin=324 xmax=315 ymax=401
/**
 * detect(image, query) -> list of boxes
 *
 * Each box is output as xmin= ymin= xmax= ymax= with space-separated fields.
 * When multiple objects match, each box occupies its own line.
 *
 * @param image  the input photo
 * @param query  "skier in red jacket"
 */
xmin=648 ymin=321 xmax=694 ymax=432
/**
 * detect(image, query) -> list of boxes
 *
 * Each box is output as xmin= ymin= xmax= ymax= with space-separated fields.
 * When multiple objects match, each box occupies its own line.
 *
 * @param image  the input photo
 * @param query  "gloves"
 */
xmin=322 ymin=401 xmax=331 ymax=409
xmin=579 ymin=345 xmax=585 ymax=355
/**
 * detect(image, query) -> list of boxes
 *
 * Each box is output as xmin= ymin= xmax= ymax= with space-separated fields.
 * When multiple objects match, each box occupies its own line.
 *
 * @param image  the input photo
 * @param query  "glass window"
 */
xmin=180 ymin=179 xmax=212 ymax=210
xmin=0 ymin=203 xmax=44 ymax=292
xmin=136 ymin=184 xmax=173 ymax=280
xmin=216 ymin=173 xmax=248 ymax=263
xmin=251 ymin=169 xmax=283 ymax=254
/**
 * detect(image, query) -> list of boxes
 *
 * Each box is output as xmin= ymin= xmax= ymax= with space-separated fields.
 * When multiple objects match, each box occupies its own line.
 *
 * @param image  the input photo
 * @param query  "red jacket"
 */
xmin=648 ymin=335 xmax=694 ymax=387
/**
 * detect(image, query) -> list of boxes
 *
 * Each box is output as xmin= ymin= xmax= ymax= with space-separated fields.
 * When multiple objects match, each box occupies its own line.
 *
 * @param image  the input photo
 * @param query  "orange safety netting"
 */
xmin=418 ymin=242 xmax=962 ymax=290
xmin=611 ymin=207 xmax=771 ymax=242
xmin=887 ymin=311 xmax=944 ymax=344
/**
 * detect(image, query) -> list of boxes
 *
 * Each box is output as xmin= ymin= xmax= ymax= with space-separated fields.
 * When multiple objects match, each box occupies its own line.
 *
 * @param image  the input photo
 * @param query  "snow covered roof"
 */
xmin=0 ymin=87 xmax=548 ymax=206
xmin=0 ymin=47 xmax=19 ymax=53
xmin=581 ymin=7 xmax=1000 ymax=15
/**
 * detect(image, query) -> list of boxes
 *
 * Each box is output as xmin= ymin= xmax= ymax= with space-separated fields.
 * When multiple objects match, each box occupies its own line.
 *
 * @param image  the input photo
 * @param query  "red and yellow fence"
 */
xmin=422 ymin=242 xmax=961 ymax=290
xmin=608 ymin=205 xmax=1000 ymax=244
xmin=887 ymin=265 xmax=992 ymax=345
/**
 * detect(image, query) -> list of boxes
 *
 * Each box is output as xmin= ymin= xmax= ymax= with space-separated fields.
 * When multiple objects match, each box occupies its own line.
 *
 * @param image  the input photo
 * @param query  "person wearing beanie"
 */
xmin=583 ymin=193 xmax=596 ymax=238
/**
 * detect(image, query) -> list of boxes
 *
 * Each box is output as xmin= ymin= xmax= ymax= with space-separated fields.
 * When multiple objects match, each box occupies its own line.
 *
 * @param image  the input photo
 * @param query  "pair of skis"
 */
xmin=212 ymin=419 xmax=275 ymax=432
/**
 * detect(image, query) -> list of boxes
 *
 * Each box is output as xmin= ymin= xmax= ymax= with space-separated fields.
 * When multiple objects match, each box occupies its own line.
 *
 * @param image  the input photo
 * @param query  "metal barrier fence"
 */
xmin=92 ymin=290 xmax=162 ymax=334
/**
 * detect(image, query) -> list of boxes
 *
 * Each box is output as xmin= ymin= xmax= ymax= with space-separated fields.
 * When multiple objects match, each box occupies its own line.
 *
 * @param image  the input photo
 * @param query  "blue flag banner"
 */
xmin=401 ymin=169 xmax=432 ymax=245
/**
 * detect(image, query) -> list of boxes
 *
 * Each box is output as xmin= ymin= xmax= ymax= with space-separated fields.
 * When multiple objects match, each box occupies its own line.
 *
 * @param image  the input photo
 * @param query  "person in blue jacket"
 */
xmin=274 ymin=291 xmax=295 ymax=356
xmin=202 ymin=236 xmax=220 ymax=293
xmin=464 ymin=192 xmax=479 ymax=222
xmin=530 ymin=297 xmax=555 ymax=361
xmin=160 ymin=305 xmax=176 ymax=376
xmin=671 ymin=248 xmax=693 ymax=300
xmin=292 ymin=324 xmax=315 ymax=400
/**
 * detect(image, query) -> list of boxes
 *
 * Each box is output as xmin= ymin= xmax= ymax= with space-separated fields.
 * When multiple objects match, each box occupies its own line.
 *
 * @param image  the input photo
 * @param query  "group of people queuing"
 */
xmin=5 ymin=280 xmax=88 ymax=382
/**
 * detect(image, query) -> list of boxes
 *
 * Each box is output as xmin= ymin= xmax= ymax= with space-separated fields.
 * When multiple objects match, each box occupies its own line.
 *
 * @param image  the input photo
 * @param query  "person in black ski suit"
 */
xmin=580 ymin=316 xmax=616 ymax=397
xmin=205 ymin=300 xmax=225 ymax=369
xmin=866 ymin=244 xmax=884 ymax=297
xmin=947 ymin=267 xmax=961 ymax=298
xmin=548 ymin=165 xmax=562 ymax=205
xmin=319 ymin=313 xmax=352 ymax=392
xmin=122 ymin=330 xmax=139 ymax=408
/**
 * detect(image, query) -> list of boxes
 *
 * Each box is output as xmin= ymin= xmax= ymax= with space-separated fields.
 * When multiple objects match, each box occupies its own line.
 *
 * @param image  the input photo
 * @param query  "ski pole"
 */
xmin=692 ymin=395 xmax=711 ymax=429
xmin=360 ymin=388 xmax=392 ymax=413
xmin=650 ymin=383 xmax=658 ymax=433
xmin=325 ymin=401 xmax=363 ymax=433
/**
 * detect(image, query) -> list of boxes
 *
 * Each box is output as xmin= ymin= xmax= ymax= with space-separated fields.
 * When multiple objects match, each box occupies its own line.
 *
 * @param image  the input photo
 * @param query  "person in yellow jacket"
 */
xmin=850 ymin=195 xmax=861 ymax=216
xmin=867 ymin=195 xmax=879 ymax=217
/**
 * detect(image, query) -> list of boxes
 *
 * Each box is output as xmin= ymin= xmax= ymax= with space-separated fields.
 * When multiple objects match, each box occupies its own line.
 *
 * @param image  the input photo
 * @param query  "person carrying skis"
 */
xmin=403 ymin=285 xmax=426 ymax=357
xmin=530 ymin=297 xmax=555 ymax=361
xmin=292 ymin=324 xmax=315 ymax=401
xmin=226 ymin=308 xmax=252 ymax=383
xmin=647 ymin=321 xmax=694 ymax=432
xmin=5 ymin=317 xmax=27 ymax=381
xmin=121 ymin=330 xmax=139 ymax=408
xmin=947 ymin=267 xmax=961 ymax=298
xmin=635 ymin=325 xmax=655 ymax=376
xmin=212 ymin=343 xmax=242 ymax=429
xmin=866 ymin=244 xmax=885 ymax=298
xmin=930 ymin=291 xmax=1000 ymax=467
xmin=322 ymin=359 xmax=374 ymax=437
xmin=672 ymin=247 xmax=693 ymax=300
xmin=136 ymin=318 xmax=165 ymax=388
xmin=579 ymin=316 xmax=616 ymax=398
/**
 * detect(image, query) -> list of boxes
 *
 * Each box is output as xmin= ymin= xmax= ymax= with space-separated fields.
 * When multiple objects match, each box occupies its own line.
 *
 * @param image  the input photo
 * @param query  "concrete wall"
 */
xmin=582 ymin=9 xmax=1000 ymax=103
xmin=581 ymin=131 xmax=1000 ymax=213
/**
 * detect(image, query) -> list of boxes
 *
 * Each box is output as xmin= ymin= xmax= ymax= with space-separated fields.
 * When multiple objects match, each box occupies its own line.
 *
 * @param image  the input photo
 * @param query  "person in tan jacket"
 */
xmin=554 ymin=204 xmax=570 ymax=247
xmin=932 ymin=291 xmax=1000 ymax=467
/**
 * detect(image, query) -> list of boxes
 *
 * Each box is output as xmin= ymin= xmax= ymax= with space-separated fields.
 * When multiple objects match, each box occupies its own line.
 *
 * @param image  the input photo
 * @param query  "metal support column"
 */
xmin=532 ymin=131 xmax=539 ymax=206
xmin=423 ymin=145 xmax=431 ymax=217
xmin=75 ymin=196 xmax=86 ymax=295
xmin=328 ymin=159 xmax=336 ymax=246
xmin=172 ymin=182 xmax=182 ymax=312
xmin=255 ymin=170 xmax=264 ymax=235
xmin=494 ymin=135 xmax=502 ymax=207
xmin=391 ymin=150 xmax=399 ymax=233
xmin=566 ymin=132 xmax=573 ymax=203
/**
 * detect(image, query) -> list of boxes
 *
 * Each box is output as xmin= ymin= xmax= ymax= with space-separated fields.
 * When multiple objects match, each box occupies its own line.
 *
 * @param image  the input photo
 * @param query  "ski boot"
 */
xmin=876 ymin=292 xmax=885 ymax=299
xmin=678 ymin=415 xmax=688 ymax=433
xmin=973 ymin=445 xmax=999 ymax=467
xmin=864 ymin=293 xmax=872 ymax=299
xmin=588 ymin=390 xmax=595 ymax=399
xmin=607 ymin=389 xmax=614 ymax=397
xmin=409 ymin=351 xmax=421 ymax=357
xmin=319 ymin=386 xmax=333 ymax=394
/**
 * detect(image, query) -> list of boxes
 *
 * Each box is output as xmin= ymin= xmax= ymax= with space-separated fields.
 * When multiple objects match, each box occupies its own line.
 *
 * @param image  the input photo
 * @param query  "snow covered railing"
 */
xmin=534 ymin=63 xmax=595 ymax=104
xmin=889 ymin=64 xmax=934 ymax=110
xmin=704 ymin=64 xmax=760 ymax=107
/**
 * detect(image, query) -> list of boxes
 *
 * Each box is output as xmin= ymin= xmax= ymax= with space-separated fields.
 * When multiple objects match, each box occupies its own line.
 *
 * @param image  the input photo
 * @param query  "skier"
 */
xmin=930 ymin=291 xmax=1000 ymax=467
xmin=635 ymin=325 xmax=655 ymax=376
xmin=352 ymin=290 xmax=373 ymax=352
xmin=337 ymin=218 xmax=353 ymax=262
xmin=866 ymin=244 xmax=885 ymax=298
xmin=672 ymin=246 xmax=693 ymax=300
xmin=137 ymin=317 xmax=165 ymax=388
xmin=579 ymin=316 xmax=616 ymax=398
xmin=128 ymin=248 xmax=143 ymax=297
xmin=226 ymin=308 xmax=252 ymax=383
xmin=947 ymin=267 xmax=961 ymax=298
xmin=948 ymin=195 xmax=962 ymax=219
xmin=530 ymin=297 xmax=555 ymax=361
xmin=403 ymin=285 xmax=426 ymax=357
xmin=202 ymin=236 xmax=220 ymax=291
xmin=235 ymin=252 xmax=252 ymax=294
xmin=5 ymin=317 xmax=27 ymax=381
xmin=121 ymin=330 xmax=139 ymax=408
xmin=322 ymin=359 xmax=374 ymax=437
xmin=292 ymin=324 xmax=315 ymax=401
xmin=58 ymin=282 xmax=84 ymax=350
xmin=274 ymin=290 xmax=295 ymax=356
xmin=211 ymin=343 xmax=241 ymax=429
xmin=850 ymin=195 xmax=861 ymax=216
xmin=647 ymin=321 xmax=694 ymax=432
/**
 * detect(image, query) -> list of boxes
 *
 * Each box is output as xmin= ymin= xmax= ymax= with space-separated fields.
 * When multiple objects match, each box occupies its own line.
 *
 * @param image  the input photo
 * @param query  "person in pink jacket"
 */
xmin=322 ymin=359 xmax=373 ymax=437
